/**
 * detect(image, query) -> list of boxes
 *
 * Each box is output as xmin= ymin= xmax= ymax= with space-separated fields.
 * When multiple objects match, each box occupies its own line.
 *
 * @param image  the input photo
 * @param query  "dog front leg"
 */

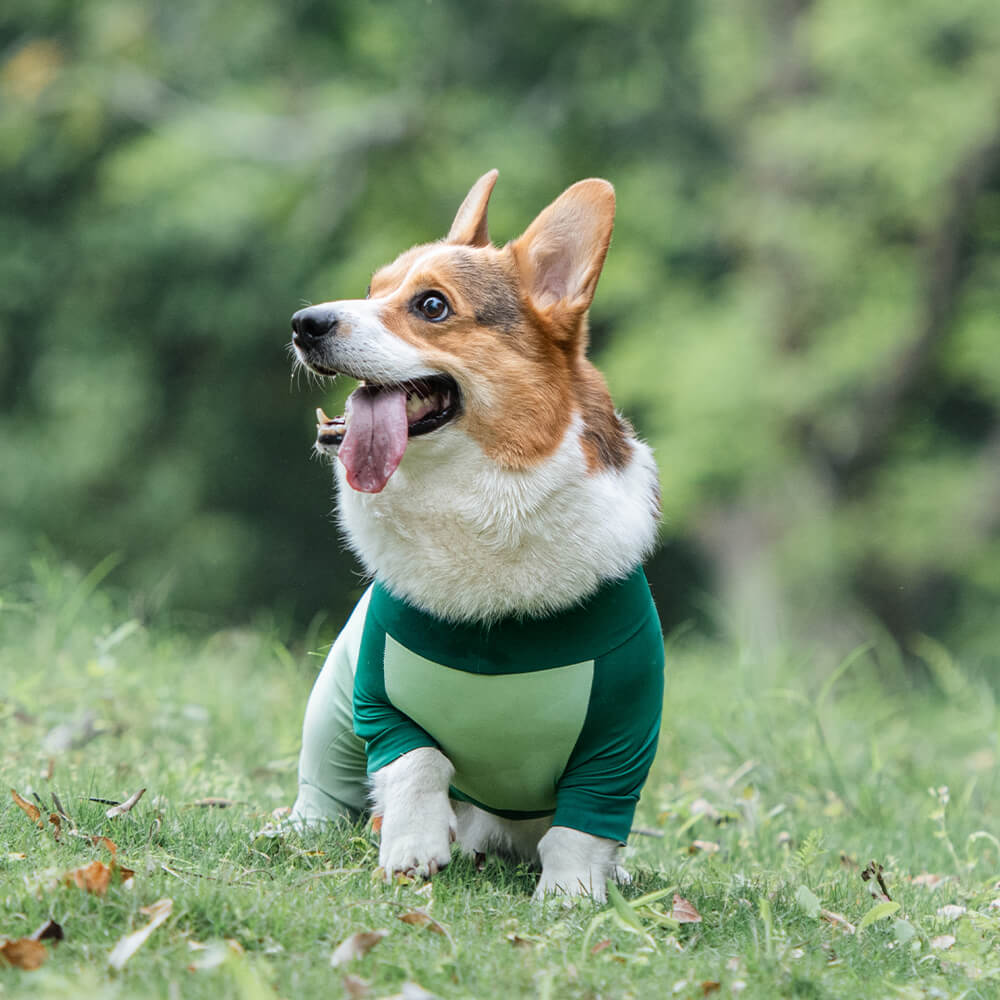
xmin=533 ymin=826 xmax=622 ymax=903
xmin=372 ymin=747 xmax=456 ymax=879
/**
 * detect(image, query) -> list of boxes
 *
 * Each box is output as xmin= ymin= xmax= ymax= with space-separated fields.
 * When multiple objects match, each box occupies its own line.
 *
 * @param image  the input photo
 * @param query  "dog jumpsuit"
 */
xmin=291 ymin=566 xmax=663 ymax=845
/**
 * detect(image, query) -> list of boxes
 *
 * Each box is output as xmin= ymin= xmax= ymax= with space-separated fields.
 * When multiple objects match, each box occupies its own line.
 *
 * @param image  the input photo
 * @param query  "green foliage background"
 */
xmin=2 ymin=0 xmax=999 ymax=659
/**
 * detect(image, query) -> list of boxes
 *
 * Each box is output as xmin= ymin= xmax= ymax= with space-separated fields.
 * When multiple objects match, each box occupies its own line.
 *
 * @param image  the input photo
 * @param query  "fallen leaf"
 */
xmin=330 ymin=930 xmax=388 ymax=968
xmin=931 ymin=934 xmax=956 ymax=951
xmin=0 ymin=938 xmax=48 ymax=970
xmin=671 ymin=894 xmax=702 ymax=923
xmin=30 ymin=919 xmax=63 ymax=942
xmin=690 ymin=798 xmax=721 ymax=819
xmin=108 ymin=898 xmax=173 ymax=970
xmin=91 ymin=835 xmax=119 ymax=855
xmin=506 ymin=933 xmax=537 ymax=948
xmin=48 ymin=813 xmax=61 ymax=841
xmin=65 ymin=860 xmax=113 ymax=895
xmin=689 ymin=840 xmax=720 ymax=854
xmin=343 ymin=974 xmax=371 ymax=999
xmin=398 ymin=910 xmax=445 ymax=935
xmin=371 ymin=815 xmax=383 ymax=833
xmin=187 ymin=943 xmax=229 ymax=971
xmin=861 ymin=860 xmax=892 ymax=902
xmin=590 ymin=938 xmax=612 ymax=954
xmin=820 ymin=909 xmax=856 ymax=934
xmin=64 ymin=858 xmax=134 ymax=895
xmin=912 ymin=872 xmax=947 ymax=888
xmin=106 ymin=788 xmax=146 ymax=818
xmin=701 ymin=982 xmax=721 ymax=996
xmin=10 ymin=789 xmax=43 ymax=827
xmin=936 ymin=904 xmax=966 ymax=921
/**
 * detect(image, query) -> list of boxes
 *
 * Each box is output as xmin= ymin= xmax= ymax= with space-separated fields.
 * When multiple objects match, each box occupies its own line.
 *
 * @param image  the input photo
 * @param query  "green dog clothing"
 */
xmin=292 ymin=566 xmax=664 ymax=844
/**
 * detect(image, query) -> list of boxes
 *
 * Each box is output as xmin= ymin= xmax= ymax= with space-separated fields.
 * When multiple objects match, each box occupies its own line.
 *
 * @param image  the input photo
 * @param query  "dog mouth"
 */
xmin=315 ymin=375 xmax=462 ymax=493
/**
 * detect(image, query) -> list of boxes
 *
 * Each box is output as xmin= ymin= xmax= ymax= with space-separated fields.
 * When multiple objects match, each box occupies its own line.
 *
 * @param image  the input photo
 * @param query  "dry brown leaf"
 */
xmin=689 ymin=840 xmax=720 ymax=855
xmin=371 ymin=815 xmax=383 ymax=833
xmin=912 ymin=872 xmax=947 ymax=888
xmin=861 ymin=860 xmax=891 ymax=902
xmin=820 ymin=909 xmax=856 ymax=934
xmin=10 ymin=789 xmax=42 ymax=827
xmin=701 ymin=982 xmax=721 ymax=996
xmin=0 ymin=937 xmax=48 ymax=970
xmin=48 ymin=812 xmax=61 ymax=841
xmin=106 ymin=788 xmax=146 ymax=818
xmin=398 ymin=910 xmax=445 ymax=935
xmin=108 ymin=898 xmax=173 ymax=970
xmin=330 ymin=930 xmax=388 ymax=968
xmin=506 ymin=933 xmax=536 ymax=948
xmin=66 ymin=860 xmax=113 ymax=895
xmin=30 ymin=919 xmax=63 ymax=943
xmin=671 ymin=894 xmax=703 ymax=923
xmin=343 ymin=974 xmax=371 ymax=999
xmin=590 ymin=938 xmax=612 ymax=955
xmin=64 ymin=858 xmax=134 ymax=895
xmin=91 ymin=835 xmax=119 ymax=856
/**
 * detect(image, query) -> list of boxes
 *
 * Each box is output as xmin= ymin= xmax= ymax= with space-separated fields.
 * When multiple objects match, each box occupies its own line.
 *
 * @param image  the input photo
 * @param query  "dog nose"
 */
xmin=291 ymin=306 xmax=339 ymax=346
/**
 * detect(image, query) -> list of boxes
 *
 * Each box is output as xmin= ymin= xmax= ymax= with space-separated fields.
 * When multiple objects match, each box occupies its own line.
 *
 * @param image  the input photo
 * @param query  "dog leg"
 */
xmin=533 ymin=825 xmax=620 ymax=903
xmin=372 ymin=747 xmax=456 ymax=878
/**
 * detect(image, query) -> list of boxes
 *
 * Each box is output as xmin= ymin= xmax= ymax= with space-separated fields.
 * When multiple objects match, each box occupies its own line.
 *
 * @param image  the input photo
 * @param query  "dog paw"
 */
xmin=379 ymin=822 xmax=454 ymax=879
xmin=533 ymin=825 xmax=620 ymax=903
xmin=532 ymin=866 xmax=608 ymax=903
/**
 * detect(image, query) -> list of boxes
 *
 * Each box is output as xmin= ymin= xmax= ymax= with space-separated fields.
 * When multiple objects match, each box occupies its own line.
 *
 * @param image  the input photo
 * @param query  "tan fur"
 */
xmin=361 ymin=177 xmax=625 ymax=471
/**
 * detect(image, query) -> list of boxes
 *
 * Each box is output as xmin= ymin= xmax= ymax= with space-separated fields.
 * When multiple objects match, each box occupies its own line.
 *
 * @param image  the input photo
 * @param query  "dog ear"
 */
xmin=512 ymin=179 xmax=615 ymax=318
xmin=447 ymin=169 xmax=499 ymax=247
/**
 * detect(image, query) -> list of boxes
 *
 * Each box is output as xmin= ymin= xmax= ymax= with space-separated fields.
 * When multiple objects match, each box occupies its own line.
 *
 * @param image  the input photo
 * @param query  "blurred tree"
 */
xmin=1 ymin=0 xmax=998 ymax=664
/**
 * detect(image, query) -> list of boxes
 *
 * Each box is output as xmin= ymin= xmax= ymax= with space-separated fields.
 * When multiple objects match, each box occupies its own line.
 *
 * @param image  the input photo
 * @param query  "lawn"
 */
xmin=2 ymin=560 xmax=999 ymax=998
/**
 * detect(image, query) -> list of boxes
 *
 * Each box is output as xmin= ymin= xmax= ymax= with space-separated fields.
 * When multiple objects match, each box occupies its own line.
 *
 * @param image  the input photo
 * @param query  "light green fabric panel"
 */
xmin=383 ymin=634 xmax=594 ymax=812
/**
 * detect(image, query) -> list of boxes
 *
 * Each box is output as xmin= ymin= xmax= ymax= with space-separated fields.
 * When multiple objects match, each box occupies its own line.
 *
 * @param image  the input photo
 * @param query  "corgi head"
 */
xmin=291 ymin=170 xmax=633 ymax=494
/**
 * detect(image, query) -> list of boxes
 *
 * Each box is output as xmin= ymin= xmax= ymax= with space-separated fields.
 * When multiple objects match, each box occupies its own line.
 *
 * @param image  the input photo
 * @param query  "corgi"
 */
xmin=289 ymin=171 xmax=663 ymax=901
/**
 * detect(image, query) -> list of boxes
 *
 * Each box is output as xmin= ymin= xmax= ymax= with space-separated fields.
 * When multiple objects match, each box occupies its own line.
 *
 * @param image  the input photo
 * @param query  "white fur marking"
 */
xmin=337 ymin=414 xmax=659 ymax=622
xmin=533 ymin=825 xmax=621 ymax=903
xmin=372 ymin=747 xmax=456 ymax=877
xmin=299 ymin=297 xmax=438 ymax=385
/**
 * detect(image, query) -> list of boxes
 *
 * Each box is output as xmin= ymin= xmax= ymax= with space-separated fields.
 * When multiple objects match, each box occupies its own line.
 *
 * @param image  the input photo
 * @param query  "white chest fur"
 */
xmin=334 ymin=416 xmax=660 ymax=622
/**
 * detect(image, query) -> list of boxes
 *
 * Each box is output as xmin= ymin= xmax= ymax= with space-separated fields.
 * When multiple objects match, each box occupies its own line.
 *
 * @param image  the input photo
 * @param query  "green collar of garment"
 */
xmin=369 ymin=566 xmax=651 ymax=675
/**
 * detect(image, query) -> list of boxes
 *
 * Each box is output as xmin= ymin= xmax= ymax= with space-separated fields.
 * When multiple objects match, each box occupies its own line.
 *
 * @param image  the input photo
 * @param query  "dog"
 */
xmin=288 ymin=170 xmax=663 ymax=901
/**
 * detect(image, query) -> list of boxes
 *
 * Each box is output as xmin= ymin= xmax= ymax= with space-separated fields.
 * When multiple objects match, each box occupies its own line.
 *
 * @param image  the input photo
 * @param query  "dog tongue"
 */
xmin=338 ymin=385 xmax=409 ymax=493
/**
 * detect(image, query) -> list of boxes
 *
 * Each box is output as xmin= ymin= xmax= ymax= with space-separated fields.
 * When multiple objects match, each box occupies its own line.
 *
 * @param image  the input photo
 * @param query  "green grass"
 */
xmin=3 ymin=561 xmax=1000 ymax=998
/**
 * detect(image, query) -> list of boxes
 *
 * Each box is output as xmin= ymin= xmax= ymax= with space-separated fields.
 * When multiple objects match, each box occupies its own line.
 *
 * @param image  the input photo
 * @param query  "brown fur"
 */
xmin=364 ymin=175 xmax=626 ymax=472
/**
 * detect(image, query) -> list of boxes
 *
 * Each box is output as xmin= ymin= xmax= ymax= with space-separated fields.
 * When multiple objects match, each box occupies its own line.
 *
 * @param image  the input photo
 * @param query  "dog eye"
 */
xmin=415 ymin=292 xmax=450 ymax=322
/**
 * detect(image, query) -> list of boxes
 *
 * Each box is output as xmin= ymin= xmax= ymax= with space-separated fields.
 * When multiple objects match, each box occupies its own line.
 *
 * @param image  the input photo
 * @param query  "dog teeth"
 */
xmin=316 ymin=407 xmax=346 ymax=428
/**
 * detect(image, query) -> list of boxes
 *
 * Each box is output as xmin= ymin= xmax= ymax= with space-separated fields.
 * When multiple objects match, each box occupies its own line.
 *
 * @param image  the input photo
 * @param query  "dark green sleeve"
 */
xmin=553 ymin=606 xmax=664 ymax=843
xmin=352 ymin=609 xmax=438 ymax=775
